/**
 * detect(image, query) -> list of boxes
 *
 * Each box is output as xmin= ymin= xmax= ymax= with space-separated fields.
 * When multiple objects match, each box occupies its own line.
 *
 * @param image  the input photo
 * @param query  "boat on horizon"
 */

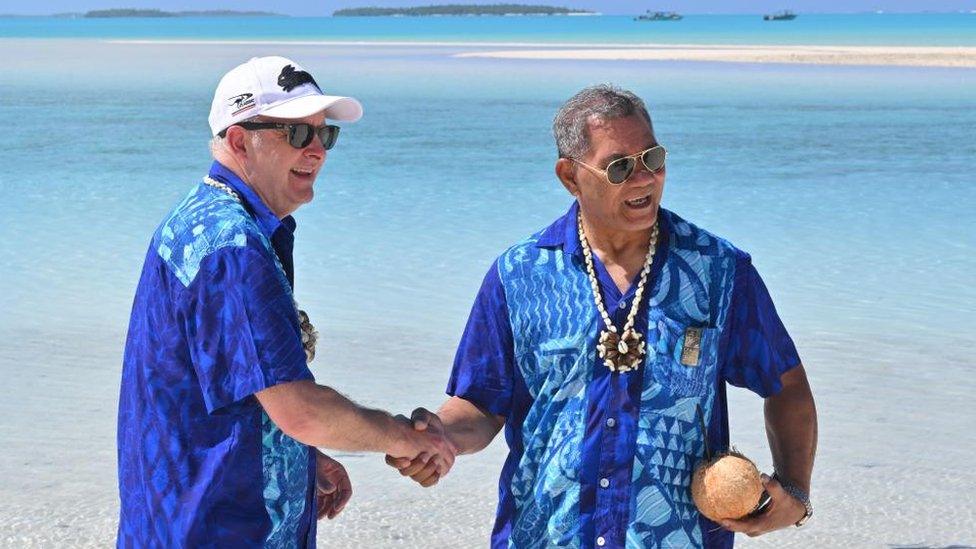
xmin=634 ymin=10 xmax=683 ymax=21
xmin=763 ymin=10 xmax=797 ymax=21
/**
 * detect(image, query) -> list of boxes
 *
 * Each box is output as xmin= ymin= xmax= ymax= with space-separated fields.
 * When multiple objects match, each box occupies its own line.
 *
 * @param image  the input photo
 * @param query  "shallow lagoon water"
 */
xmin=0 ymin=36 xmax=974 ymax=547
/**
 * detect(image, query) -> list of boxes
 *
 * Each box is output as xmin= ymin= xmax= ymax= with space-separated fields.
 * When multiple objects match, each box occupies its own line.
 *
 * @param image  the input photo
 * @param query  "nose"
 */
xmin=629 ymin=160 xmax=661 ymax=185
xmin=304 ymin=133 xmax=326 ymax=160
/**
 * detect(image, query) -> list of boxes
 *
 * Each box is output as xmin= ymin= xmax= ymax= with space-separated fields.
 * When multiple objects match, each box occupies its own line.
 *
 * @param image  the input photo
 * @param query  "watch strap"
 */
xmin=772 ymin=472 xmax=813 ymax=527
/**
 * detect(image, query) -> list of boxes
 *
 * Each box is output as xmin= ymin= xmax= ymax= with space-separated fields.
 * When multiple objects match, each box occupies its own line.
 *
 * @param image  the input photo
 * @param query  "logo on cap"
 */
xmin=228 ymin=93 xmax=256 ymax=115
xmin=278 ymin=65 xmax=320 ymax=93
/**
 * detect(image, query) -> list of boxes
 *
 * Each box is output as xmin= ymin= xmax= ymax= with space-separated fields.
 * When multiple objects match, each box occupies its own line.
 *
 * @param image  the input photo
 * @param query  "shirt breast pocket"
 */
xmin=653 ymin=316 xmax=719 ymax=398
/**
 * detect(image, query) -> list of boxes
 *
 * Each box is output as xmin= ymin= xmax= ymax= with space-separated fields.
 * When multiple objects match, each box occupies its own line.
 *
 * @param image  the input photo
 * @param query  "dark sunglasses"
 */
xmin=572 ymin=145 xmax=667 ymax=185
xmin=223 ymin=122 xmax=340 ymax=150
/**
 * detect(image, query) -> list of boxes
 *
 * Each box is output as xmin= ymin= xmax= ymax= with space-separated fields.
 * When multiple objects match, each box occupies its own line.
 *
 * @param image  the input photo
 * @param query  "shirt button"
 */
xmin=606 ymin=417 xmax=616 ymax=428
xmin=617 ymin=300 xmax=628 ymax=310
xmin=597 ymin=536 xmax=607 ymax=546
xmin=599 ymin=478 xmax=610 ymax=488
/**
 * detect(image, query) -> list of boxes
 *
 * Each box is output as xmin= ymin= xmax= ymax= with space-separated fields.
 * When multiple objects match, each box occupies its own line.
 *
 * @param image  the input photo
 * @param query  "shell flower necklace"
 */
xmin=577 ymin=210 xmax=658 ymax=373
xmin=203 ymin=176 xmax=319 ymax=364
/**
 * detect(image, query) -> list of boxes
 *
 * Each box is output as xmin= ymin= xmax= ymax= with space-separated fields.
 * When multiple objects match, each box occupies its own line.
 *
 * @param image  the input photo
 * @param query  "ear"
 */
xmin=223 ymin=125 xmax=251 ymax=165
xmin=555 ymin=158 xmax=581 ymax=197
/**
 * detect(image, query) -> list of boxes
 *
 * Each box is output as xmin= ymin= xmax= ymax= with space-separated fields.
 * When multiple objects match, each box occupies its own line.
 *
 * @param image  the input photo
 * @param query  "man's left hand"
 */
xmin=719 ymin=474 xmax=806 ymax=537
xmin=315 ymin=449 xmax=352 ymax=520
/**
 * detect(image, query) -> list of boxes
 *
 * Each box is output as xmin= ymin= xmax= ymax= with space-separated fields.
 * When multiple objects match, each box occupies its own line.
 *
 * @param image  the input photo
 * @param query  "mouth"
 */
xmin=624 ymin=192 xmax=653 ymax=209
xmin=290 ymin=167 xmax=315 ymax=181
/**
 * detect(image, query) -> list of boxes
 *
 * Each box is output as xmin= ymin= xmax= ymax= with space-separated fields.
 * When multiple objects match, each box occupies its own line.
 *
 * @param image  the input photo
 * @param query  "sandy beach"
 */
xmin=455 ymin=44 xmax=976 ymax=67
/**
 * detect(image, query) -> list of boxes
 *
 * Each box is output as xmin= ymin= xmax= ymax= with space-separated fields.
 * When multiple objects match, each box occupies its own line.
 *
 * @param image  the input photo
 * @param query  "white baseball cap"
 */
xmin=208 ymin=56 xmax=363 ymax=137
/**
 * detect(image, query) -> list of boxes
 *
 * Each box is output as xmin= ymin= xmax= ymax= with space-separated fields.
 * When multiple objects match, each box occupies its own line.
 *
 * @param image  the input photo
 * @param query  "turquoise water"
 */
xmin=0 ymin=29 xmax=974 ymax=547
xmin=1 ymin=14 xmax=976 ymax=45
xmin=2 ymin=42 xmax=973 ymax=341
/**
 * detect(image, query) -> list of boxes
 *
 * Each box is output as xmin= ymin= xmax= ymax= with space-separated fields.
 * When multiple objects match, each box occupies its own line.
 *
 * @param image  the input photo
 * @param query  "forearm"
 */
xmin=257 ymin=381 xmax=409 ymax=455
xmin=437 ymin=396 xmax=504 ymax=455
xmin=305 ymin=388 xmax=406 ymax=453
xmin=764 ymin=366 xmax=818 ymax=492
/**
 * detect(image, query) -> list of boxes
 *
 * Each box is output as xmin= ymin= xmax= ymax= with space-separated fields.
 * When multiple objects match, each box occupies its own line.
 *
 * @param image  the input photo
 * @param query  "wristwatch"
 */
xmin=772 ymin=472 xmax=813 ymax=527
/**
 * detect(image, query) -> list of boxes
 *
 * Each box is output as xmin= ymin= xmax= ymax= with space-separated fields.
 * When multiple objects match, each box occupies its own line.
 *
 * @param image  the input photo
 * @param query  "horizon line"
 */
xmin=2 ymin=10 xmax=976 ymax=17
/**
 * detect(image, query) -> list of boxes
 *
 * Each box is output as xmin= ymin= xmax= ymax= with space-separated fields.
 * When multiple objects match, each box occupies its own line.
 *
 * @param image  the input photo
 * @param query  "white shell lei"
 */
xmin=577 ymin=210 xmax=658 ymax=373
xmin=203 ymin=176 xmax=319 ymax=363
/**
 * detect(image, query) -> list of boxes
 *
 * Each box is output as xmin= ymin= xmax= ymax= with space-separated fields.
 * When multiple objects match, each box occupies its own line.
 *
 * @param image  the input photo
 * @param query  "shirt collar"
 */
xmin=535 ymin=200 xmax=672 ymax=261
xmin=536 ymin=201 xmax=582 ymax=256
xmin=207 ymin=161 xmax=296 ymax=241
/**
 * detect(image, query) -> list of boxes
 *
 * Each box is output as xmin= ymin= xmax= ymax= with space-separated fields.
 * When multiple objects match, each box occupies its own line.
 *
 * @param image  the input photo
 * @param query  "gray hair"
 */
xmin=209 ymin=134 xmax=226 ymax=157
xmin=209 ymin=116 xmax=264 ymax=157
xmin=552 ymin=84 xmax=653 ymax=159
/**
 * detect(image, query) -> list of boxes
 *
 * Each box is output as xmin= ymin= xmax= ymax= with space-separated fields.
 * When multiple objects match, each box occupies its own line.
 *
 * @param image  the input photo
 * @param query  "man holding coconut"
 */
xmin=388 ymin=85 xmax=817 ymax=547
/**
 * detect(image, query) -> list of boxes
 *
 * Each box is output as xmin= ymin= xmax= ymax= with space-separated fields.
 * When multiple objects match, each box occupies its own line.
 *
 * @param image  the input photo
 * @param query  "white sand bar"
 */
xmin=455 ymin=45 xmax=976 ymax=67
xmin=103 ymin=40 xmax=976 ymax=67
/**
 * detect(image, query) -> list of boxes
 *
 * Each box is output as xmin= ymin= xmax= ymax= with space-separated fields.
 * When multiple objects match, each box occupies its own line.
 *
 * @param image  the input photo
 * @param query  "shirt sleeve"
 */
xmin=446 ymin=260 xmax=516 ymax=417
xmin=181 ymin=243 xmax=313 ymax=414
xmin=720 ymin=252 xmax=801 ymax=397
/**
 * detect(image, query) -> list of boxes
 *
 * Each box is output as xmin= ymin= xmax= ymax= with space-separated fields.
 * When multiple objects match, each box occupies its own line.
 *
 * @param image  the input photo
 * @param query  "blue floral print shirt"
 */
xmin=117 ymin=162 xmax=317 ymax=548
xmin=448 ymin=202 xmax=801 ymax=549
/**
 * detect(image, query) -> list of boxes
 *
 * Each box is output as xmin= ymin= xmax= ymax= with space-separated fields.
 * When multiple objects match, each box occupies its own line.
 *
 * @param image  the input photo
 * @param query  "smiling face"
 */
xmin=241 ymin=111 xmax=328 ymax=218
xmin=558 ymin=114 xmax=665 ymax=237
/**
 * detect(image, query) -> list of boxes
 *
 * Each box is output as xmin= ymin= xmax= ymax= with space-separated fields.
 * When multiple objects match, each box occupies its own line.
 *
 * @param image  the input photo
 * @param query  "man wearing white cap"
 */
xmin=117 ymin=56 xmax=456 ymax=547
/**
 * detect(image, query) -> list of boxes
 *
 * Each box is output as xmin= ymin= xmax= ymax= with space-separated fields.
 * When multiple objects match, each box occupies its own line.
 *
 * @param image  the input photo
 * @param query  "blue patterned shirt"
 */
xmin=448 ymin=202 xmax=800 ymax=549
xmin=117 ymin=162 xmax=317 ymax=548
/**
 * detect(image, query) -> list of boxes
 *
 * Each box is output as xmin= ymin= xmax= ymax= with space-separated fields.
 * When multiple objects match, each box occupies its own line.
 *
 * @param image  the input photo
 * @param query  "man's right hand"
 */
xmin=386 ymin=408 xmax=455 ymax=487
xmin=387 ymin=407 xmax=456 ymax=485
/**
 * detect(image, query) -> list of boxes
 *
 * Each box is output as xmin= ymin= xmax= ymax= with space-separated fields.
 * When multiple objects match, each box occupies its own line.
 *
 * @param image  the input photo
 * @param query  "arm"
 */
xmin=183 ymin=247 xmax=454 ymax=465
xmin=384 ymin=261 xmax=512 ymax=485
xmin=718 ymin=255 xmax=817 ymax=535
xmin=765 ymin=364 xmax=817 ymax=493
xmin=437 ymin=396 xmax=506 ymax=455
xmin=255 ymin=380 xmax=456 ymax=471
xmin=723 ymin=364 xmax=817 ymax=536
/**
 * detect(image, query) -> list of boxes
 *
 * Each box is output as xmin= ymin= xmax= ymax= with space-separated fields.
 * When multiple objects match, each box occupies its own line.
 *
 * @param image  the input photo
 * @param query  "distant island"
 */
xmin=83 ymin=9 xmax=282 ymax=18
xmin=333 ymin=4 xmax=593 ymax=16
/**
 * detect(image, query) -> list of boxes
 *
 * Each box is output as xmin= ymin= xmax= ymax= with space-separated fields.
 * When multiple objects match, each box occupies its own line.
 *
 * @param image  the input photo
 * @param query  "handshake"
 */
xmin=385 ymin=408 xmax=458 ymax=487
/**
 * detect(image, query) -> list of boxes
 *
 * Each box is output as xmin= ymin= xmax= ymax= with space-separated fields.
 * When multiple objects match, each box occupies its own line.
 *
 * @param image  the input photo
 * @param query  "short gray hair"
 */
xmin=209 ymin=115 xmax=264 ymax=157
xmin=552 ymin=84 xmax=653 ymax=159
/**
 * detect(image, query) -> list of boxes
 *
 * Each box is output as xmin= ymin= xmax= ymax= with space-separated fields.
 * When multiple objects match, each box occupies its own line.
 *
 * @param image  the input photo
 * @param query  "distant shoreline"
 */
xmin=2 ymin=11 xmax=975 ymax=17
xmin=333 ymin=4 xmax=593 ymax=16
xmin=82 ymin=9 xmax=283 ymax=18
xmin=91 ymin=39 xmax=976 ymax=67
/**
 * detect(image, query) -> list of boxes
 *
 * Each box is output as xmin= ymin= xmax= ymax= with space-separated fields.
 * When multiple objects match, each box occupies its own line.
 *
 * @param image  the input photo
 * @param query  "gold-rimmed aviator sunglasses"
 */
xmin=571 ymin=145 xmax=667 ymax=185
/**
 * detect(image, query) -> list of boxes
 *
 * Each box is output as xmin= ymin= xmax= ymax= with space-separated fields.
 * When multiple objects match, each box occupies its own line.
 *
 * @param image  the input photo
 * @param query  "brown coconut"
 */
xmin=690 ymin=452 xmax=765 ymax=521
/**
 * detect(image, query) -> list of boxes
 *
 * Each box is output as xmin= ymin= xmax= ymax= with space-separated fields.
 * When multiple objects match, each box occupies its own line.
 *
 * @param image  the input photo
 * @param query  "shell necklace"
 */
xmin=203 ymin=176 xmax=319 ymax=363
xmin=577 ymin=210 xmax=658 ymax=373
